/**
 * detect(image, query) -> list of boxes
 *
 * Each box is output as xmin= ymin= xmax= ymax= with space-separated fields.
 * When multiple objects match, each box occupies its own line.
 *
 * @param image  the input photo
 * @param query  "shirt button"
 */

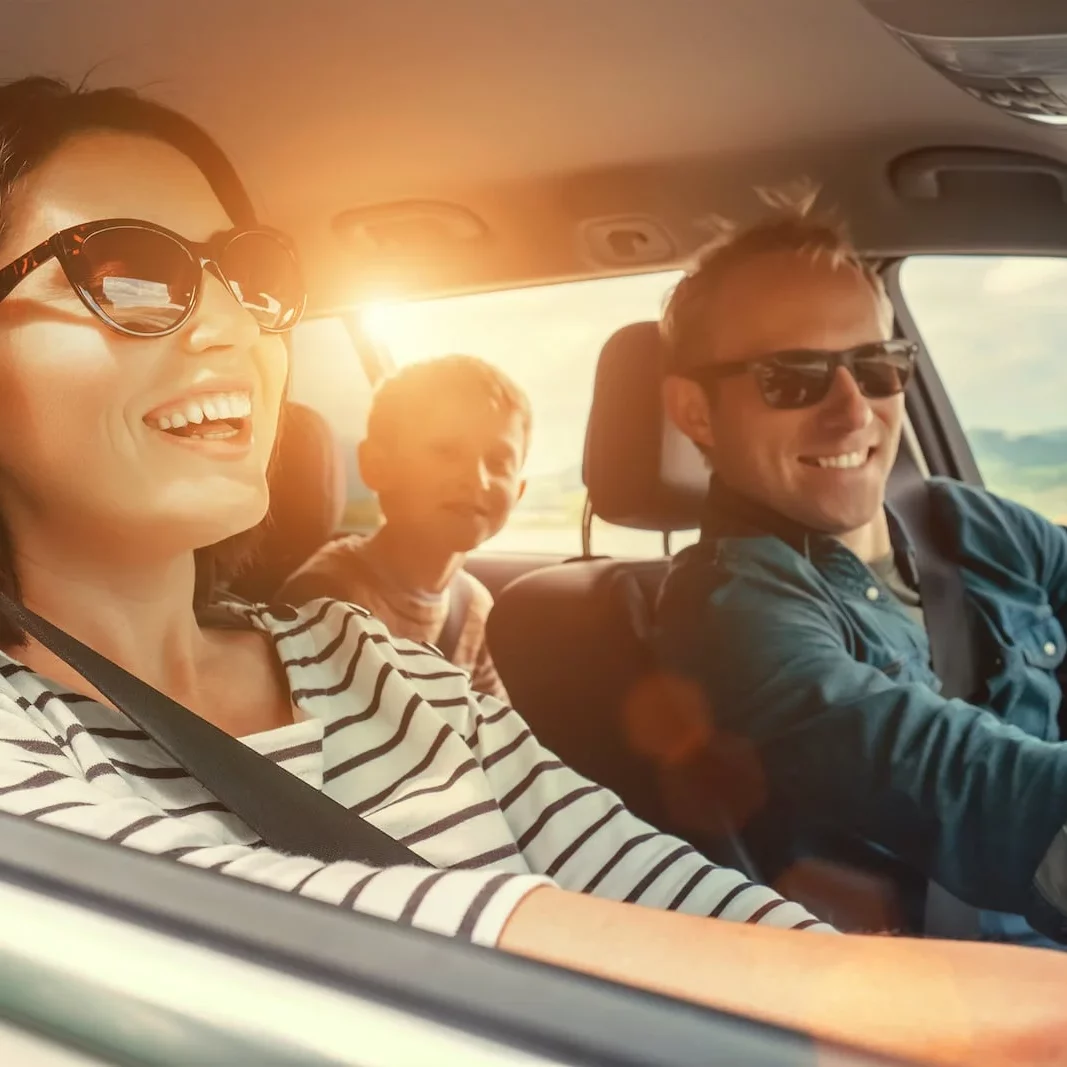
xmin=1044 ymin=641 xmax=1057 ymax=656
xmin=865 ymin=586 xmax=880 ymax=602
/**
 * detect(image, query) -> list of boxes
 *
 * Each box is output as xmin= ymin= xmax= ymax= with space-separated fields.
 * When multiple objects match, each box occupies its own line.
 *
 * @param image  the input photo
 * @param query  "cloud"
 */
xmin=982 ymin=257 xmax=1067 ymax=296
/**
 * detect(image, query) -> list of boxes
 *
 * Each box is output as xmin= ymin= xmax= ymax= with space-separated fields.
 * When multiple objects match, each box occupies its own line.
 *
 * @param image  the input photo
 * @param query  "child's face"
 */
xmin=362 ymin=389 xmax=527 ymax=552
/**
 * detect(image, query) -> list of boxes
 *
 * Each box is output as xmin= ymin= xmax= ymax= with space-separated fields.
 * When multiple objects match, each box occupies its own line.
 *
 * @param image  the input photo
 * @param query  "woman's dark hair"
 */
xmin=0 ymin=77 xmax=267 ymax=643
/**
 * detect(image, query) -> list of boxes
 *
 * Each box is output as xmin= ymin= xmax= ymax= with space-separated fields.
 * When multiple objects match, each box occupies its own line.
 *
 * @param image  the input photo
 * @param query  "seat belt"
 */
xmin=0 ymin=593 xmax=427 ymax=869
xmin=436 ymin=573 xmax=473 ymax=664
xmin=889 ymin=476 xmax=985 ymax=939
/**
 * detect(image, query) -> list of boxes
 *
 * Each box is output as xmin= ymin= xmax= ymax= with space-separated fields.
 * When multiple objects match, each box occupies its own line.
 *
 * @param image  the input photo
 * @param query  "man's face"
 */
xmin=666 ymin=252 xmax=904 ymax=537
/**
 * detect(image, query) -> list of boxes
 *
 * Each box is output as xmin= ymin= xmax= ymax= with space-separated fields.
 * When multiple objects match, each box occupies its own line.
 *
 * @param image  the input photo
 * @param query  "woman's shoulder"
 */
xmin=236 ymin=598 xmax=479 ymax=748
xmin=226 ymin=597 xmax=472 ymax=683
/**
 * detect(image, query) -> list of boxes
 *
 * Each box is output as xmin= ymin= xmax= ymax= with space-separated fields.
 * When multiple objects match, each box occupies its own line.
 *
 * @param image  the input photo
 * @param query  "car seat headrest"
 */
xmin=582 ymin=321 xmax=709 ymax=532
xmin=229 ymin=400 xmax=346 ymax=602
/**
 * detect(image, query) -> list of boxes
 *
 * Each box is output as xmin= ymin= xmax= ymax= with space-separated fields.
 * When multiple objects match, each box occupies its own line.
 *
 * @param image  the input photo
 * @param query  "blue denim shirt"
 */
xmin=657 ymin=476 xmax=1067 ymax=943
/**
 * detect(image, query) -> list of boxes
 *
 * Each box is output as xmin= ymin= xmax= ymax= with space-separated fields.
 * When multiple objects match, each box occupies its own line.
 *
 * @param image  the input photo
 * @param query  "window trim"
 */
xmin=883 ymin=259 xmax=984 ymax=487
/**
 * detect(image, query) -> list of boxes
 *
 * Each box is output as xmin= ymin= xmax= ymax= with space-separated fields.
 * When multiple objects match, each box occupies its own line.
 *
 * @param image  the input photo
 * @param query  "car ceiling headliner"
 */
xmin=3 ymin=0 xmax=1066 ymax=309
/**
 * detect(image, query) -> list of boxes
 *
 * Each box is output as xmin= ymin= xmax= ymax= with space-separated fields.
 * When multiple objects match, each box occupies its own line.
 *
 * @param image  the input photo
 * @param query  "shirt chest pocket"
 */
xmin=1016 ymin=615 xmax=1067 ymax=673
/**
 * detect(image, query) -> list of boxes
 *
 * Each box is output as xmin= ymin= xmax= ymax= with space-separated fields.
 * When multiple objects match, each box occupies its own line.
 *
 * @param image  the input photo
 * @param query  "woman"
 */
xmin=0 ymin=77 xmax=1061 ymax=1065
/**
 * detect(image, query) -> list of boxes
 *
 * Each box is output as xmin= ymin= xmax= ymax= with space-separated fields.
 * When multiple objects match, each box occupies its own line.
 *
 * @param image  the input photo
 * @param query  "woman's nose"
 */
xmin=182 ymin=270 xmax=261 ymax=354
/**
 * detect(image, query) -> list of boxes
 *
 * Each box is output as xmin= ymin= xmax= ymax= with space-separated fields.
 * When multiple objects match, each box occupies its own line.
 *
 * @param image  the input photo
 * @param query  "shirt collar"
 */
xmin=701 ymin=475 xmax=919 ymax=582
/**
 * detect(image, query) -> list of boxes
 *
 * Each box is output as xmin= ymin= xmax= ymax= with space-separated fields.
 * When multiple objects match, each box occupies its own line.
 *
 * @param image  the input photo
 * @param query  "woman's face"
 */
xmin=0 ymin=130 xmax=288 ymax=563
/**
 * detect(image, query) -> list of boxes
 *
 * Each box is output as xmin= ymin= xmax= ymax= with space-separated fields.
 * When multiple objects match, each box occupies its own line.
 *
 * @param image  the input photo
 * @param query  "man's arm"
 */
xmin=657 ymin=550 xmax=1067 ymax=922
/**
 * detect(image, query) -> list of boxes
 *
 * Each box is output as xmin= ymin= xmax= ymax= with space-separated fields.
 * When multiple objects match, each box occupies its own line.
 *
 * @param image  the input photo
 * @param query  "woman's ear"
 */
xmin=662 ymin=376 xmax=716 ymax=452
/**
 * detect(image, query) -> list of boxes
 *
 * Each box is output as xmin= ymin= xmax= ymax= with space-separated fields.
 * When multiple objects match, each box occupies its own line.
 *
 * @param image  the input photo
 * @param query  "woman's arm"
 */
xmin=3 ymin=697 xmax=1064 ymax=1064
xmin=501 ymin=886 xmax=1066 ymax=1067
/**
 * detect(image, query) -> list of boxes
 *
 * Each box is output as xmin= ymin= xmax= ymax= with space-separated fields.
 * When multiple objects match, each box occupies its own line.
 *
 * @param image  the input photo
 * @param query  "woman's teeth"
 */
xmin=147 ymin=392 xmax=252 ymax=435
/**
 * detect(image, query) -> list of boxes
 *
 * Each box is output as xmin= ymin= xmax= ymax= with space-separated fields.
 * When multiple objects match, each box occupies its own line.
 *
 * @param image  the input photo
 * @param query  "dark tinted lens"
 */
xmin=853 ymin=344 xmax=914 ymax=398
xmin=220 ymin=231 xmax=304 ymax=331
xmin=756 ymin=355 xmax=834 ymax=409
xmin=76 ymin=227 xmax=197 ymax=334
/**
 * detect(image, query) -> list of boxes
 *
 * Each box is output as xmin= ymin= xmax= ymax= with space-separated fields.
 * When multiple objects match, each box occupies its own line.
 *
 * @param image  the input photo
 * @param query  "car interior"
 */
xmin=2 ymin=0 xmax=1067 ymax=1059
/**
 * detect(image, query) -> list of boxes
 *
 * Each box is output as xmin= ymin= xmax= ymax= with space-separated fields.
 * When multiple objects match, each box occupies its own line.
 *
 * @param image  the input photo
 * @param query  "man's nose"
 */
xmin=819 ymin=366 xmax=873 ymax=432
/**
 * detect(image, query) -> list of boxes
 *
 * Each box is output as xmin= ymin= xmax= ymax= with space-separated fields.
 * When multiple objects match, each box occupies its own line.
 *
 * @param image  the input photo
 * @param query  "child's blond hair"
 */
xmin=367 ymin=354 xmax=532 ymax=455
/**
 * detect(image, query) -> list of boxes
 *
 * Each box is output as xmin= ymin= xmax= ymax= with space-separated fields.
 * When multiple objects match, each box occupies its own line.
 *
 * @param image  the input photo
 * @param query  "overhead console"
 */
xmin=857 ymin=0 xmax=1067 ymax=125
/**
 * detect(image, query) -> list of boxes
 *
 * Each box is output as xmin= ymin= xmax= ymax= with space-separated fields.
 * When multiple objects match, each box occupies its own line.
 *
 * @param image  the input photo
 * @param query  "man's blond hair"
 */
xmin=660 ymin=184 xmax=891 ymax=373
xmin=367 ymin=353 xmax=532 ymax=456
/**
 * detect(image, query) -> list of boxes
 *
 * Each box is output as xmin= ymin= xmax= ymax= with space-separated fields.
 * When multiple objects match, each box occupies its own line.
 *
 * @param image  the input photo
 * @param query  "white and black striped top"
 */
xmin=0 ymin=598 xmax=833 ymax=945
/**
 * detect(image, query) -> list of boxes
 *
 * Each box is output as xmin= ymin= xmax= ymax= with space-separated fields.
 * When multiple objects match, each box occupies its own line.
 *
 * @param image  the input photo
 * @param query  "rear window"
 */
xmin=360 ymin=271 xmax=699 ymax=556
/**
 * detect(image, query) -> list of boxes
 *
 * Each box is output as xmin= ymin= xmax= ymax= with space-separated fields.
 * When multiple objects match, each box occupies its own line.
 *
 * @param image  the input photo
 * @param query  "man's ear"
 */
xmin=662 ymin=376 xmax=716 ymax=452
xmin=357 ymin=438 xmax=388 ymax=494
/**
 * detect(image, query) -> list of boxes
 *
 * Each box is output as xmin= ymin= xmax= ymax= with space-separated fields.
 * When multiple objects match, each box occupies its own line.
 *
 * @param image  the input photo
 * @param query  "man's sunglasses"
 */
xmin=0 ymin=217 xmax=306 ymax=337
xmin=682 ymin=340 xmax=918 ymax=411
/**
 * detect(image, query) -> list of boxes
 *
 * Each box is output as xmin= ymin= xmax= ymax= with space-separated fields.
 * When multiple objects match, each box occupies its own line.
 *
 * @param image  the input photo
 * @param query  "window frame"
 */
xmin=883 ymin=259 xmax=985 ymax=487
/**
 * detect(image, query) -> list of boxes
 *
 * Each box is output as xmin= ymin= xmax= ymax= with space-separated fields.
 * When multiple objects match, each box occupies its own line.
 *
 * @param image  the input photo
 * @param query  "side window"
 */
xmin=287 ymin=316 xmax=381 ymax=530
xmin=360 ymin=271 xmax=698 ymax=557
xmin=898 ymin=256 xmax=1067 ymax=522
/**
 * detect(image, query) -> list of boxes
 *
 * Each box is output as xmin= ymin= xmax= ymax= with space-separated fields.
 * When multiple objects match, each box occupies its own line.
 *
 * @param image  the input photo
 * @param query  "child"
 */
xmin=279 ymin=355 xmax=530 ymax=701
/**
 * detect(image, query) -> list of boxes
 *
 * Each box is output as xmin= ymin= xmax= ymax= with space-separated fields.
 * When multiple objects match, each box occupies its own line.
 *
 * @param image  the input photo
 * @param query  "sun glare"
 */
xmin=359 ymin=300 xmax=406 ymax=348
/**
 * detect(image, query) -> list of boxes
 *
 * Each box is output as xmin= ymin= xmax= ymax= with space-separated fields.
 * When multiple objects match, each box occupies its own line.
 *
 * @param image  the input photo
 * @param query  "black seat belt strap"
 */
xmin=0 ymin=593 xmax=427 ymax=868
xmin=890 ymin=478 xmax=984 ymax=939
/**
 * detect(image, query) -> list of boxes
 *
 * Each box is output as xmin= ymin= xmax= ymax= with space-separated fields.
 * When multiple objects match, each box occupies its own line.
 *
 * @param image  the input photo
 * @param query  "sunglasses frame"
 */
xmin=0 ymin=217 xmax=307 ymax=338
xmin=683 ymin=340 xmax=919 ymax=410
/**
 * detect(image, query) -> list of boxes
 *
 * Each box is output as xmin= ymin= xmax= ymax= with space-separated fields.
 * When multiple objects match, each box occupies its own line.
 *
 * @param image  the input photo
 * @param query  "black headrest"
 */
xmin=582 ymin=321 xmax=709 ymax=532
xmin=230 ymin=401 xmax=346 ymax=602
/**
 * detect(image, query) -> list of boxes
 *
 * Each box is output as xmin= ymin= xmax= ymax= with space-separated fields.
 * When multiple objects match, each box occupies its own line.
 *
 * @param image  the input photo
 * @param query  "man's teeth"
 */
xmin=814 ymin=451 xmax=867 ymax=470
xmin=149 ymin=392 xmax=252 ymax=430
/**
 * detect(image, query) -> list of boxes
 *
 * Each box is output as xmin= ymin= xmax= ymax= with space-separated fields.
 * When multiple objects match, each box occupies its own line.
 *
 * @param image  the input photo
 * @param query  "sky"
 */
xmin=898 ymin=256 xmax=1067 ymax=437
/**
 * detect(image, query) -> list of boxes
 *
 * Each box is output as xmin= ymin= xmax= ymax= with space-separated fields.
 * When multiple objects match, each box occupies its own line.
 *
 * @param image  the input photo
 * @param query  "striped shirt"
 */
xmin=0 ymin=597 xmax=833 ymax=946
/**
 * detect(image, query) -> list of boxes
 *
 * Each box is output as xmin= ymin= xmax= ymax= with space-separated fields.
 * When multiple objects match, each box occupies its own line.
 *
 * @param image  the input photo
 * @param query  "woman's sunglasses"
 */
xmin=683 ymin=340 xmax=918 ymax=411
xmin=0 ymin=217 xmax=306 ymax=337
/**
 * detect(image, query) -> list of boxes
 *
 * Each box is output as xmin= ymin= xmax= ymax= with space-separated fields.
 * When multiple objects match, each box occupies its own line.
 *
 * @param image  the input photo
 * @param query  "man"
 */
xmin=656 ymin=191 xmax=1067 ymax=948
